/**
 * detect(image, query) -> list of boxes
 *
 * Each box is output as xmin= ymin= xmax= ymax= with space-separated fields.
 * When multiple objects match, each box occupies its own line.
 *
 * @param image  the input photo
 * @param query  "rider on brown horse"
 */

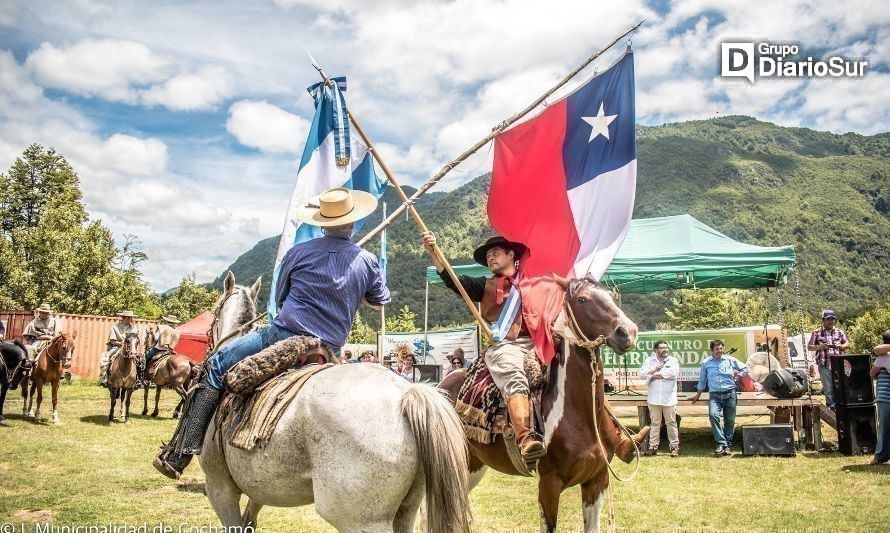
xmin=153 ymin=187 xmax=391 ymax=480
xmin=22 ymin=303 xmax=59 ymax=364
xmin=99 ymin=310 xmax=144 ymax=388
xmin=422 ymin=232 xmax=546 ymax=468
xmin=144 ymin=315 xmax=181 ymax=382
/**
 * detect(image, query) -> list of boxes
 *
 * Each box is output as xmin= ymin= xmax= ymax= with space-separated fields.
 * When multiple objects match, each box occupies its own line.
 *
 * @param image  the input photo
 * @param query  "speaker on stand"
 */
xmin=830 ymin=354 xmax=876 ymax=455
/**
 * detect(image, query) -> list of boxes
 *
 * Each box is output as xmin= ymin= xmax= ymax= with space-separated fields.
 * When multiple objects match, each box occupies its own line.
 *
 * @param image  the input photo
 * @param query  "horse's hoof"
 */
xmin=153 ymin=412 xmax=160 ymax=418
xmin=170 ymin=413 xmax=177 ymax=419
xmin=141 ymin=410 xmax=148 ymax=416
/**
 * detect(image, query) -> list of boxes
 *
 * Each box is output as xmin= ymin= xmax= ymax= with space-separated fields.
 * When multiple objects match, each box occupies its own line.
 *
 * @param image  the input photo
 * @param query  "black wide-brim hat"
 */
xmin=473 ymin=236 xmax=527 ymax=266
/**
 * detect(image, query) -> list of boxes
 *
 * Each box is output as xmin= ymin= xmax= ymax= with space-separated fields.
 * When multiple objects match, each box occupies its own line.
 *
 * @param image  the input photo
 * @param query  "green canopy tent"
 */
xmin=422 ymin=215 xmax=799 ymax=349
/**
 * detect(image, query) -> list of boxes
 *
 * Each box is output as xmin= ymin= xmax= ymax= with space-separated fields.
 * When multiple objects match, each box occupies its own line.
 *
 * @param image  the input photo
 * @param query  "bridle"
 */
xmin=0 ymin=343 xmax=28 ymax=385
xmin=44 ymin=334 xmax=73 ymax=367
xmin=111 ymin=334 xmax=139 ymax=382
xmin=207 ymin=288 xmax=263 ymax=356
xmin=559 ymin=279 xmax=640 ymax=489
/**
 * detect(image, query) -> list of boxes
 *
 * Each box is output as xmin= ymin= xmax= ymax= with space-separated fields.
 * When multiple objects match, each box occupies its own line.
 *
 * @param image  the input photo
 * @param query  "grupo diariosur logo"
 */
xmin=721 ymin=41 xmax=868 ymax=83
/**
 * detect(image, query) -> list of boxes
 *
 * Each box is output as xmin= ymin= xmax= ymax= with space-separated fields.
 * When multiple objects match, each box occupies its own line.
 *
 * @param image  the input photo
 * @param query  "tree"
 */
xmin=347 ymin=313 xmax=376 ymax=344
xmin=660 ymin=289 xmax=769 ymax=330
xmin=0 ymin=145 xmax=159 ymax=316
xmin=161 ymin=275 xmax=221 ymax=322
xmin=385 ymin=305 xmax=417 ymax=333
xmin=848 ymin=297 xmax=890 ymax=354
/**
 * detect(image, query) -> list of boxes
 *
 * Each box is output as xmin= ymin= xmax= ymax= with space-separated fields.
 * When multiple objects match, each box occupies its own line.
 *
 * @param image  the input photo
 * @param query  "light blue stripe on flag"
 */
xmin=268 ymin=76 xmax=387 ymax=318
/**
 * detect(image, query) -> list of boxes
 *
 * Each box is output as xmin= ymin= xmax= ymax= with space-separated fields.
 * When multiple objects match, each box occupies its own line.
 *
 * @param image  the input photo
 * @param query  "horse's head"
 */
xmin=211 ymin=271 xmax=262 ymax=351
xmin=120 ymin=332 xmax=140 ymax=359
xmin=556 ymin=275 xmax=638 ymax=354
xmin=53 ymin=331 xmax=78 ymax=368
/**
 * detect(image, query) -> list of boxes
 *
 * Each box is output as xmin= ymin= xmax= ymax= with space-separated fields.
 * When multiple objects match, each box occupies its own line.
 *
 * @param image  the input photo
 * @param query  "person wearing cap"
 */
xmin=421 ymin=231 xmax=545 ymax=467
xmin=143 ymin=315 xmax=182 ymax=384
xmin=99 ymin=310 xmax=141 ymax=388
xmin=807 ymin=310 xmax=850 ymax=410
xmin=22 ymin=303 xmax=59 ymax=362
xmin=154 ymin=187 xmax=391 ymax=480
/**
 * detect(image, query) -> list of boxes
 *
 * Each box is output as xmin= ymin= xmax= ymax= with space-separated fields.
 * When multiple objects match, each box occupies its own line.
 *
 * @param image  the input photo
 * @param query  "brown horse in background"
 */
xmin=439 ymin=277 xmax=648 ymax=532
xmin=108 ymin=331 xmax=140 ymax=423
xmin=142 ymin=352 xmax=196 ymax=419
xmin=23 ymin=331 xmax=77 ymax=424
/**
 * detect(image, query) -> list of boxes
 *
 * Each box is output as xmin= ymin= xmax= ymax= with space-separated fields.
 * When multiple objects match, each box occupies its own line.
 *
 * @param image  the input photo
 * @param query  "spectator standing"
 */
xmin=691 ymin=340 xmax=749 ymax=456
xmin=807 ymin=310 xmax=850 ymax=409
xmin=638 ymin=340 xmax=681 ymax=456
xmin=870 ymin=330 xmax=890 ymax=465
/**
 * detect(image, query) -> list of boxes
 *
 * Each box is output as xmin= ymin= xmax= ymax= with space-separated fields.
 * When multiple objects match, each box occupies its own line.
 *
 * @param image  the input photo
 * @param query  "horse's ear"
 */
xmin=224 ymin=271 xmax=235 ymax=294
xmin=250 ymin=276 xmax=262 ymax=299
xmin=71 ymin=330 xmax=78 ymax=340
xmin=550 ymin=272 xmax=570 ymax=291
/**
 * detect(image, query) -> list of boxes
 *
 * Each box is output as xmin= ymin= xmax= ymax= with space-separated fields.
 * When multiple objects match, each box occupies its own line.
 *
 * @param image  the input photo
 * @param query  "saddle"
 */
xmin=223 ymin=335 xmax=332 ymax=396
xmin=216 ymin=363 xmax=333 ymax=451
xmin=148 ymin=351 xmax=173 ymax=379
xmin=455 ymin=349 xmax=548 ymax=445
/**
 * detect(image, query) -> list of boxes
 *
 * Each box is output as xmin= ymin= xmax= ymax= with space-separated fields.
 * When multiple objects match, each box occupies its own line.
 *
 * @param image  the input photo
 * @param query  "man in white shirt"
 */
xmin=638 ymin=339 xmax=681 ymax=456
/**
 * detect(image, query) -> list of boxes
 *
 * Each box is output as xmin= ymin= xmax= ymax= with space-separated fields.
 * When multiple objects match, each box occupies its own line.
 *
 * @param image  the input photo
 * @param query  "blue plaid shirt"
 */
xmin=273 ymin=234 xmax=390 ymax=348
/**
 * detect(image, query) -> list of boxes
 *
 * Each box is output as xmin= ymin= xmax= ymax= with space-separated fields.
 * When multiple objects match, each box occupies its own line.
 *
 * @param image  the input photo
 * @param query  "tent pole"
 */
xmin=423 ymin=281 xmax=429 ymax=361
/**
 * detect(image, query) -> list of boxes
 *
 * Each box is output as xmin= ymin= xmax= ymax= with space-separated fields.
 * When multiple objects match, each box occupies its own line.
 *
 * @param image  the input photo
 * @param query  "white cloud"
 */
xmin=798 ymin=73 xmax=890 ymax=134
xmin=141 ymin=65 xmax=235 ymax=111
xmin=226 ymin=100 xmax=311 ymax=154
xmin=25 ymin=39 xmax=173 ymax=103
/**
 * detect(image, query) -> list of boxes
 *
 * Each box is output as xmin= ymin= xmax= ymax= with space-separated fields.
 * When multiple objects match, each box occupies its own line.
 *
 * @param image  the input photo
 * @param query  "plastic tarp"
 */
xmin=425 ymin=214 xmax=796 ymax=293
xmin=175 ymin=311 xmax=213 ymax=363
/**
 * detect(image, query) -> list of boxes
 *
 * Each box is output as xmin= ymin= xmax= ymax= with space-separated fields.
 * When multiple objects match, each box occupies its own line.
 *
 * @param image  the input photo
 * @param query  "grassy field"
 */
xmin=0 ymin=380 xmax=887 ymax=532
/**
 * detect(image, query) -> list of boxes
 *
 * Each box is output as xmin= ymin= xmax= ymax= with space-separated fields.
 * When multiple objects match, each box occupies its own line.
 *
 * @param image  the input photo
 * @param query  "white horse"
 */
xmin=199 ymin=272 xmax=472 ymax=532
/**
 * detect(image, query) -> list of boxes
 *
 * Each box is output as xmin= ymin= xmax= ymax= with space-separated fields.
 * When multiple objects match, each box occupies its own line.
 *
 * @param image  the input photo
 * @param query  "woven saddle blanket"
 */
xmin=216 ymin=363 xmax=333 ymax=451
xmin=455 ymin=349 xmax=546 ymax=444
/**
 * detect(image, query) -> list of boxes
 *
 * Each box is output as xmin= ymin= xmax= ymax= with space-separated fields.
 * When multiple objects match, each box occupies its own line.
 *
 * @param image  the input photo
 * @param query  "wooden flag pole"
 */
xmin=310 ymin=61 xmax=494 ymax=341
xmin=356 ymin=20 xmax=644 ymax=246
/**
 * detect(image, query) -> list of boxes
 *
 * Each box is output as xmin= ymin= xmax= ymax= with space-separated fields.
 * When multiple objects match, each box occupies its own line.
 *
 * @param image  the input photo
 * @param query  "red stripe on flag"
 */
xmin=489 ymin=101 xmax=578 ymax=364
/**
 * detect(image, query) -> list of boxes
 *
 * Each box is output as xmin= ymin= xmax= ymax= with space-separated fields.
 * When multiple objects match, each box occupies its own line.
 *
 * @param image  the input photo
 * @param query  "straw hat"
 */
xmin=35 ymin=303 xmax=53 ymax=313
xmin=295 ymin=187 xmax=378 ymax=227
xmin=118 ymin=310 xmax=135 ymax=318
xmin=161 ymin=315 xmax=181 ymax=324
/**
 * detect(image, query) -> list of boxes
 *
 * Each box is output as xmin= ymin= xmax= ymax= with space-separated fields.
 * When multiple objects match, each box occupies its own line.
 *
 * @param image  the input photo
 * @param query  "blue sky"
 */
xmin=0 ymin=0 xmax=887 ymax=290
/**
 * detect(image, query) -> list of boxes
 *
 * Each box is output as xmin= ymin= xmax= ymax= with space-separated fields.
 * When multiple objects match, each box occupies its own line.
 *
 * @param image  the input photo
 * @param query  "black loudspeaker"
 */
xmin=830 ymin=354 xmax=874 ymax=406
xmin=742 ymin=424 xmax=796 ymax=456
xmin=414 ymin=364 xmax=441 ymax=383
xmin=762 ymin=368 xmax=807 ymax=398
xmin=835 ymin=404 xmax=877 ymax=455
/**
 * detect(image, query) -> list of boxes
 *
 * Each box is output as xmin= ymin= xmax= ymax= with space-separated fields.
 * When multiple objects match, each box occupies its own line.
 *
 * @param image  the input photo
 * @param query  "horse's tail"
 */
xmin=401 ymin=384 xmax=471 ymax=533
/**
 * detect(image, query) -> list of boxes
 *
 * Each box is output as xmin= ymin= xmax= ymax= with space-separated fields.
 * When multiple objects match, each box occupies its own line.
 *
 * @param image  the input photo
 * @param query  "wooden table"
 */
xmin=606 ymin=391 xmax=826 ymax=451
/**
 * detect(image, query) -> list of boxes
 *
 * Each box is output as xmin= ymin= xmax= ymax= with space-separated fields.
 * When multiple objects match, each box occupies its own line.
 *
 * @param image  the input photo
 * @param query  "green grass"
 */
xmin=1 ymin=380 xmax=888 ymax=532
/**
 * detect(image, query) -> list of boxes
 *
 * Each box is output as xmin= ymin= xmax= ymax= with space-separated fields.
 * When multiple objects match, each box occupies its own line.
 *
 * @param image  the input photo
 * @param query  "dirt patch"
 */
xmin=14 ymin=509 xmax=56 ymax=522
xmin=0 ymin=462 xmax=10 ymax=470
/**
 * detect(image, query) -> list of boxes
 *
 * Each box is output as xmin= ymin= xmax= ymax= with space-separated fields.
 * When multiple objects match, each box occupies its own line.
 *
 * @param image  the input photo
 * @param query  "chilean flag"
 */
xmin=488 ymin=51 xmax=636 ymax=364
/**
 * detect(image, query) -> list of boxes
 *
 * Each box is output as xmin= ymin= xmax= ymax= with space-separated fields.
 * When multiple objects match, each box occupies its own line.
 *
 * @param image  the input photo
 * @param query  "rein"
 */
xmin=0 ymin=348 xmax=27 ymax=385
xmin=206 ymin=288 xmax=264 ymax=357
xmin=43 ymin=335 xmax=71 ymax=367
xmin=563 ymin=298 xmax=641 ymax=482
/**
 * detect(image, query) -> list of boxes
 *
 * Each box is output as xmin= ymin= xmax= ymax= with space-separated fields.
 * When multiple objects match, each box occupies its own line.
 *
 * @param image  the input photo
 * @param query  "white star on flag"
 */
xmin=582 ymin=102 xmax=618 ymax=142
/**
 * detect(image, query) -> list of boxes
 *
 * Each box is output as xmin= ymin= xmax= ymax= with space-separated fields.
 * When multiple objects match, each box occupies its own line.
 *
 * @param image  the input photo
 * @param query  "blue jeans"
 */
xmin=876 ymin=402 xmax=890 ymax=463
xmin=818 ymin=364 xmax=835 ymax=408
xmin=709 ymin=390 xmax=738 ymax=448
xmin=207 ymin=324 xmax=296 ymax=390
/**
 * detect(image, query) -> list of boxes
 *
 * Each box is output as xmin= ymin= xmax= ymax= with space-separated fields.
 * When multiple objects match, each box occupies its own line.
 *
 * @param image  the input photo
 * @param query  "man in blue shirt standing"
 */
xmin=691 ymin=339 xmax=749 ymax=456
xmin=154 ymin=188 xmax=391 ymax=480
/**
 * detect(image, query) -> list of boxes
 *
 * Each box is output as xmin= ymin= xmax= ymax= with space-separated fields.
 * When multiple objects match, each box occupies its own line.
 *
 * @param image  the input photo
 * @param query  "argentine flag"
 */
xmin=268 ymin=76 xmax=387 ymax=317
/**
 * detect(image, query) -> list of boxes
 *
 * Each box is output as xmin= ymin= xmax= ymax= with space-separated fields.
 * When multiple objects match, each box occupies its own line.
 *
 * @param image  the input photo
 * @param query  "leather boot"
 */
xmin=506 ymin=394 xmax=546 ymax=467
xmin=153 ymin=372 xmax=221 ymax=479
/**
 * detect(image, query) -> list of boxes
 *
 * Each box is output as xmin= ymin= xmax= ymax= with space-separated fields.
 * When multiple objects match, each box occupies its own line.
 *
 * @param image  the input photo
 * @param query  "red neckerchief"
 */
xmin=496 ymin=275 xmax=518 ymax=305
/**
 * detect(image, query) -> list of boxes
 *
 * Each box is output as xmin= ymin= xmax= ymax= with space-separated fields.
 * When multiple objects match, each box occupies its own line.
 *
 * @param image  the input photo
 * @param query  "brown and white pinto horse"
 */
xmin=23 ymin=331 xmax=77 ymax=424
xmin=440 ymin=277 xmax=648 ymax=532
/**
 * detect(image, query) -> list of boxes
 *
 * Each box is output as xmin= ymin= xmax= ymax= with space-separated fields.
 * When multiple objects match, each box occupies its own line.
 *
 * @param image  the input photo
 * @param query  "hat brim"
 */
xmin=473 ymin=240 xmax=527 ymax=266
xmin=295 ymin=190 xmax=378 ymax=228
xmin=119 ymin=312 xmax=135 ymax=318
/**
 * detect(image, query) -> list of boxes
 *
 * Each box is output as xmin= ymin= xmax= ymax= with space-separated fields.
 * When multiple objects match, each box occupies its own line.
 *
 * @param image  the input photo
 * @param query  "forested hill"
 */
xmin=212 ymin=116 xmax=889 ymax=329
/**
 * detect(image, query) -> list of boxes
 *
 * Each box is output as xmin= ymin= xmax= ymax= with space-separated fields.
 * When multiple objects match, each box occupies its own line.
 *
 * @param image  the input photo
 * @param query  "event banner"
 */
xmin=602 ymin=331 xmax=748 ymax=385
xmin=379 ymin=327 xmax=479 ymax=365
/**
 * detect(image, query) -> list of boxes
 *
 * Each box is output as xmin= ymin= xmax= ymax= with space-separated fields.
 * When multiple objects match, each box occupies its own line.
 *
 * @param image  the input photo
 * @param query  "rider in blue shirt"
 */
xmin=154 ymin=188 xmax=390 ymax=480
